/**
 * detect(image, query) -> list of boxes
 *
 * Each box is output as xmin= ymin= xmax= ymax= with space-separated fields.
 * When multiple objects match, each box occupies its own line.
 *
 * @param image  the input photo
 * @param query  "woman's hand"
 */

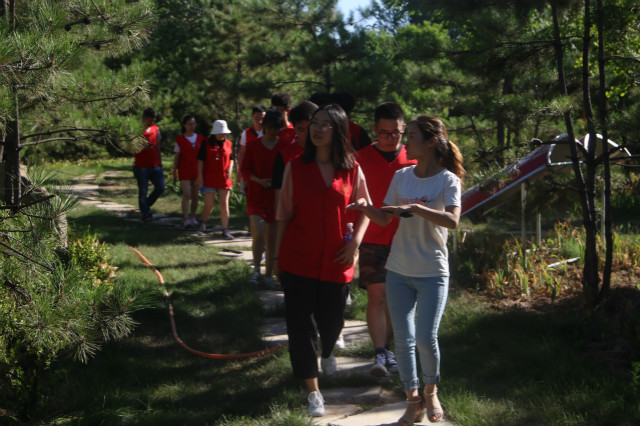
xmin=381 ymin=204 xmax=415 ymax=218
xmin=334 ymin=240 xmax=359 ymax=266
xmin=346 ymin=198 xmax=368 ymax=211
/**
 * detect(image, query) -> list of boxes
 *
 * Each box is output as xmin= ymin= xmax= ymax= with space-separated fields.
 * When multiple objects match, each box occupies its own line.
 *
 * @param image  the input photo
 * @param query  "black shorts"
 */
xmin=358 ymin=243 xmax=391 ymax=289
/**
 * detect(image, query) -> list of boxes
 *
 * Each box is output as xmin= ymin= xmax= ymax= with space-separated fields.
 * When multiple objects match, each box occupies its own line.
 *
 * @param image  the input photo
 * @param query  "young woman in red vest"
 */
xmin=275 ymin=104 xmax=371 ymax=417
xmin=196 ymin=120 xmax=234 ymax=240
xmin=240 ymin=108 xmax=288 ymax=288
xmin=172 ymin=115 xmax=206 ymax=228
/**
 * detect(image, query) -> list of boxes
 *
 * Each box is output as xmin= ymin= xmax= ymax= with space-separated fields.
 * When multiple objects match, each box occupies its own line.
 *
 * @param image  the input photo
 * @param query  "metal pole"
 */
xmin=537 ymin=211 xmax=542 ymax=247
xmin=521 ymin=182 xmax=527 ymax=251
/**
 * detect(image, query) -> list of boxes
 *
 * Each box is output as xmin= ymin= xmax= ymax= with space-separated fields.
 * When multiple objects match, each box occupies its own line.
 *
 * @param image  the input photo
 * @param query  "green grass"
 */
xmin=16 ymin=162 xmax=640 ymax=426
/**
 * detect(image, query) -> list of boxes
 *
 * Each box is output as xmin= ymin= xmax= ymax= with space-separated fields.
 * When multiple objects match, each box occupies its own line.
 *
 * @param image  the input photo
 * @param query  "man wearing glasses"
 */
xmin=354 ymin=102 xmax=416 ymax=376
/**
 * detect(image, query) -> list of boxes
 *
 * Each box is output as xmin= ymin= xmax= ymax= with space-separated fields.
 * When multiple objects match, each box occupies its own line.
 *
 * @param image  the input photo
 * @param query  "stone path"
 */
xmin=63 ymin=173 xmax=458 ymax=426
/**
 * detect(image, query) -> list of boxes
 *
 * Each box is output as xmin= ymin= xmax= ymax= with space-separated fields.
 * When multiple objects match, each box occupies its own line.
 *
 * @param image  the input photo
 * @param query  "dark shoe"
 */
xmin=142 ymin=214 xmax=153 ymax=222
xmin=222 ymin=229 xmax=234 ymax=240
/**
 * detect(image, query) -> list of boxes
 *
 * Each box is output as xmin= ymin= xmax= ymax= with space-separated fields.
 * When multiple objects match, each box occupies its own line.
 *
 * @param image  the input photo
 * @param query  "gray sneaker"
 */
xmin=307 ymin=391 xmax=325 ymax=417
xmin=369 ymin=352 xmax=389 ymax=377
xmin=222 ymin=229 xmax=234 ymax=240
xmin=385 ymin=349 xmax=398 ymax=373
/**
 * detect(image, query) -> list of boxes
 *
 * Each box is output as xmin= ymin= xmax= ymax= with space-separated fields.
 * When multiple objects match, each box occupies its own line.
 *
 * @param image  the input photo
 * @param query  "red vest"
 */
xmin=349 ymin=121 xmax=369 ymax=151
xmin=175 ymin=134 xmax=205 ymax=180
xmin=202 ymin=139 xmax=233 ymax=189
xmin=278 ymin=158 xmax=359 ymax=283
xmin=355 ymin=144 xmax=416 ymax=245
xmin=241 ymin=137 xmax=288 ymax=221
xmin=280 ymin=140 xmax=304 ymax=166
xmin=134 ymin=125 xmax=161 ymax=168
xmin=244 ymin=127 xmax=261 ymax=146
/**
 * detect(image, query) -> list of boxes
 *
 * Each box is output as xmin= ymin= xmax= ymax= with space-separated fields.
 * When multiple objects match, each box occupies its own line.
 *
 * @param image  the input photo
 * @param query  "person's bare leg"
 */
xmin=189 ymin=180 xmax=199 ymax=218
xmin=249 ymin=215 xmax=266 ymax=273
xmin=264 ymin=222 xmax=276 ymax=278
xmin=201 ymin=192 xmax=215 ymax=224
xmin=218 ymin=189 xmax=230 ymax=229
xmin=367 ymin=282 xmax=388 ymax=348
xmin=180 ymin=181 xmax=191 ymax=221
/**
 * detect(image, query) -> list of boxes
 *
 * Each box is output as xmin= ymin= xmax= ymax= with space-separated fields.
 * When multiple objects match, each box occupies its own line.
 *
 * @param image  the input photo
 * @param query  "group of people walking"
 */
xmin=132 ymin=93 xmax=465 ymax=425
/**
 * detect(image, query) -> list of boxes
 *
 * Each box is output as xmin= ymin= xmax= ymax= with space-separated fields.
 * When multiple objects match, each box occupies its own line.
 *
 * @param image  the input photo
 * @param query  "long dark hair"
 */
xmin=408 ymin=116 xmax=465 ymax=181
xmin=302 ymin=104 xmax=355 ymax=170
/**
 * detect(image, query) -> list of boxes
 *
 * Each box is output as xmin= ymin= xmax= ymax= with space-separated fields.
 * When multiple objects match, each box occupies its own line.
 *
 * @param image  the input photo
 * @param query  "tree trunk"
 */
xmin=580 ymin=0 xmax=602 ymax=309
xmin=596 ymin=0 xmax=613 ymax=300
xmin=1 ymin=0 xmax=7 ymax=18
xmin=4 ymin=92 xmax=21 ymax=206
xmin=550 ymin=2 xmax=599 ymax=310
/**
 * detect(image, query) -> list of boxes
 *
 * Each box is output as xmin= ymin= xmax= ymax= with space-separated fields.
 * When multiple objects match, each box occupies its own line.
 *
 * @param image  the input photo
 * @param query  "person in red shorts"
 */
xmin=241 ymin=108 xmax=288 ymax=287
xmin=133 ymin=107 xmax=165 ymax=222
xmin=172 ymin=115 xmax=206 ymax=228
xmin=354 ymin=102 xmax=416 ymax=377
xmin=275 ymin=104 xmax=371 ymax=417
xmin=197 ymin=120 xmax=234 ymax=240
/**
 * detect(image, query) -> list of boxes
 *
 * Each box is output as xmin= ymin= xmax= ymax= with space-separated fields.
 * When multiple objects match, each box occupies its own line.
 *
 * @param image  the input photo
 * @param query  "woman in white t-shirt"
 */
xmin=348 ymin=116 xmax=464 ymax=425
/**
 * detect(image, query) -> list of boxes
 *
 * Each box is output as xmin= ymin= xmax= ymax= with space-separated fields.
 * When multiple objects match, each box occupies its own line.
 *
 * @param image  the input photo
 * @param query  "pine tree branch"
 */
xmin=0 ymin=195 xmax=54 ymax=209
xmin=0 ymin=240 xmax=55 ymax=273
xmin=606 ymin=55 xmax=640 ymax=63
xmin=20 ymin=136 xmax=100 ymax=148
xmin=21 ymin=128 xmax=106 ymax=140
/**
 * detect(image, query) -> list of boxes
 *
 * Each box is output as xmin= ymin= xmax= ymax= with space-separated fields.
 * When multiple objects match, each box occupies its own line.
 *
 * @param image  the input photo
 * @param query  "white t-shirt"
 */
xmin=383 ymin=166 xmax=461 ymax=277
xmin=173 ymin=134 xmax=198 ymax=153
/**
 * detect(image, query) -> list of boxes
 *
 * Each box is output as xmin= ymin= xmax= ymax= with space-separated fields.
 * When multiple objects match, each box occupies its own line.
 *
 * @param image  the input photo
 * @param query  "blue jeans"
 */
xmin=386 ymin=270 xmax=449 ymax=391
xmin=133 ymin=166 xmax=165 ymax=217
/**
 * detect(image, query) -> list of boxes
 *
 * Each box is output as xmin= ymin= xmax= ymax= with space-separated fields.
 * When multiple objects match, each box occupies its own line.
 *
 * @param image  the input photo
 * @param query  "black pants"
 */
xmin=281 ymin=271 xmax=349 ymax=379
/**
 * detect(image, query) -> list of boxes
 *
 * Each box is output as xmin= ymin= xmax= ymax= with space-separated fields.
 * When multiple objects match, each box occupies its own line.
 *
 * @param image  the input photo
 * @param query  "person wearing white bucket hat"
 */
xmin=196 ymin=120 xmax=235 ymax=240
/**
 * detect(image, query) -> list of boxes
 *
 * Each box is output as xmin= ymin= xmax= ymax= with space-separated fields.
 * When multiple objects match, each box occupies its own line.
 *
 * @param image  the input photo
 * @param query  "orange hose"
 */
xmin=130 ymin=247 xmax=287 ymax=359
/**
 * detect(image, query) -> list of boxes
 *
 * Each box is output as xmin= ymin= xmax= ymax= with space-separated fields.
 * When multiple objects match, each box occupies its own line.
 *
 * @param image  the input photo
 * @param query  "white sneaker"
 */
xmin=248 ymin=270 xmax=260 ymax=284
xmin=307 ymin=391 xmax=325 ymax=417
xmin=321 ymin=352 xmax=336 ymax=376
xmin=334 ymin=334 xmax=345 ymax=350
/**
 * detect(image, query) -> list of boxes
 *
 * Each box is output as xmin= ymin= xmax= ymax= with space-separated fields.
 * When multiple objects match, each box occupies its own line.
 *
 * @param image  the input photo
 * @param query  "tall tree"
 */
xmin=0 ymin=0 xmax=154 ymax=205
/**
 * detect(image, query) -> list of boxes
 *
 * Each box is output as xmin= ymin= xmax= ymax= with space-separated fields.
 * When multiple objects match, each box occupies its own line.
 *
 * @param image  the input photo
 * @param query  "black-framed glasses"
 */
xmin=377 ymin=131 xmax=404 ymax=139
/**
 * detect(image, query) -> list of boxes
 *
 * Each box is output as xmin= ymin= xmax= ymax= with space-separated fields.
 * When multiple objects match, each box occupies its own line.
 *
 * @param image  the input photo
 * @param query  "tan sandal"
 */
xmin=424 ymin=389 xmax=444 ymax=423
xmin=397 ymin=396 xmax=425 ymax=426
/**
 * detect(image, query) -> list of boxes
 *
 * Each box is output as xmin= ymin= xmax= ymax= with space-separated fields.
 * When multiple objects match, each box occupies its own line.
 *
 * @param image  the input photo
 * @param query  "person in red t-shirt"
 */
xmin=196 ymin=120 xmax=235 ymax=240
xmin=271 ymin=92 xmax=296 ymax=145
xmin=274 ymin=104 xmax=371 ymax=417
xmin=238 ymin=105 xmax=266 ymax=192
xmin=133 ymin=107 xmax=165 ymax=222
xmin=272 ymin=100 xmax=318 ymax=206
xmin=172 ymin=115 xmax=206 ymax=228
xmin=354 ymin=102 xmax=416 ymax=378
xmin=240 ymin=108 xmax=288 ymax=288
xmin=330 ymin=91 xmax=372 ymax=151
